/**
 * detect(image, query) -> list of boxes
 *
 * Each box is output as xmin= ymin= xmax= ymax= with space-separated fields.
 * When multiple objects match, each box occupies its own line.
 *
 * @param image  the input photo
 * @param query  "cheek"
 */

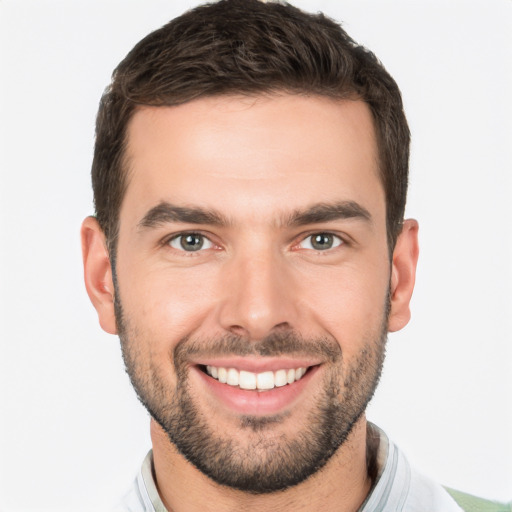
xmin=297 ymin=261 xmax=389 ymax=350
xmin=118 ymin=262 xmax=221 ymax=343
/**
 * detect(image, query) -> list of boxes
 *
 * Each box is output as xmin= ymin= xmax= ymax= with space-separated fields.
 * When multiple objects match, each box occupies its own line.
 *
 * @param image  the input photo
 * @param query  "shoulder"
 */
xmin=444 ymin=488 xmax=512 ymax=512
xmin=363 ymin=425 xmax=464 ymax=511
xmin=364 ymin=425 xmax=506 ymax=512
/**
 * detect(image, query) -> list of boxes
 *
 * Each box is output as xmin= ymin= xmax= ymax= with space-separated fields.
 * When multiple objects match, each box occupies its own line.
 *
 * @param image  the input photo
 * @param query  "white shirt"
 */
xmin=114 ymin=426 xmax=463 ymax=512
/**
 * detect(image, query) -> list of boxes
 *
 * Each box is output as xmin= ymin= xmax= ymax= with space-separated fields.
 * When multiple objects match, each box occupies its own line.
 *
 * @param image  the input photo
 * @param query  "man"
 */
xmin=80 ymin=1 xmax=507 ymax=510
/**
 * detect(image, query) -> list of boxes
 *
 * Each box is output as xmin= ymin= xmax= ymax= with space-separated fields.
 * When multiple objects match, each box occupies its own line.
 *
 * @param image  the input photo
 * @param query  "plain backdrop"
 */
xmin=0 ymin=1 xmax=511 ymax=510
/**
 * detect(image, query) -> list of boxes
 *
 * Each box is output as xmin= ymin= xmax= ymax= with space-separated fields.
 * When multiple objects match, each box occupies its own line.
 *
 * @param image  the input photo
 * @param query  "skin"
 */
xmin=82 ymin=94 xmax=419 ymax=512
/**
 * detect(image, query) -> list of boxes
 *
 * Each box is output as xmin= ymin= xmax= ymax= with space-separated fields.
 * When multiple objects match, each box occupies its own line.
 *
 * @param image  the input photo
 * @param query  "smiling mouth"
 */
xmin=203 ymin=365 xmax=310 ymax=391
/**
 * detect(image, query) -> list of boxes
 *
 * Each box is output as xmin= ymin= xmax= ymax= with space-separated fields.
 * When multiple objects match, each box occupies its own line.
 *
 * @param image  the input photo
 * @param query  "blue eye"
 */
xmin=169 ymin=233 xmax=214 ymax=252
xmin=299 ymin=233 xmax=343 ymax=251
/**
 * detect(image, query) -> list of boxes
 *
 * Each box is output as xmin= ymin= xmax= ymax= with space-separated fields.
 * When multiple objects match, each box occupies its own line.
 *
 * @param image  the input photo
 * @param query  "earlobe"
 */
xmin=388 ymin=219 xmax=419 ymax=333
xmin=81 ymin=216 xmax=117 ymax=334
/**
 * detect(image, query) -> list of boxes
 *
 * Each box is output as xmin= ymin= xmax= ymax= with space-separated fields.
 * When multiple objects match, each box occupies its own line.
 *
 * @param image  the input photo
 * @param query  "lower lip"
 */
xmin=192 ymin=365 xmax=319 ymax=416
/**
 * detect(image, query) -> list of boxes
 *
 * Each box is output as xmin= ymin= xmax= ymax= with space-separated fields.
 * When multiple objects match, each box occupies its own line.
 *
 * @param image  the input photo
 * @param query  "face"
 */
xmin=102 ymin=95 xmax=398 ymax=492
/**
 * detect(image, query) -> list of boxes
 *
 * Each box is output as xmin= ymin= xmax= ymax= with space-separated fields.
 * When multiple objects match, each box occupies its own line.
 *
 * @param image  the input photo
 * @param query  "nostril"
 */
xmin=228 ymin=325 xmax=248 ymax=337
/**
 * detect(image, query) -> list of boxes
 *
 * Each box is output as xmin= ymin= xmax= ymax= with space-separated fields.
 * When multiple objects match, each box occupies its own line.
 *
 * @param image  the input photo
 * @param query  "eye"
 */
xmin=168 ymin=233 xmax=214 ymax=252
xmin=298 ymin=233 xmax=343 ymax=251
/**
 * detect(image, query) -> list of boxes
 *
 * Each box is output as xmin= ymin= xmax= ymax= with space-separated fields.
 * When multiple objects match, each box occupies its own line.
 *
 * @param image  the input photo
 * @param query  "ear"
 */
xmin=388 ymin=219 xmax=419 ymax=333
xmin=81 ymin=216 xmax=117 ymax=334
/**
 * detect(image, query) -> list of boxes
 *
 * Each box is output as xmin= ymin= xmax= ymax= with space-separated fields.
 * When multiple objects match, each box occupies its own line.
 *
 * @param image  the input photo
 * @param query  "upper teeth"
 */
xmin=206 ymin=365 xmax=308 ymax=391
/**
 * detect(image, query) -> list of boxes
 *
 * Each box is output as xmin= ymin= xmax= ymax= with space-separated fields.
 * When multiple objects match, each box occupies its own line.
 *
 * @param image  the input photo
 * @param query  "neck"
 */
xmin=150 ymin=416 xmax=374 ymax=512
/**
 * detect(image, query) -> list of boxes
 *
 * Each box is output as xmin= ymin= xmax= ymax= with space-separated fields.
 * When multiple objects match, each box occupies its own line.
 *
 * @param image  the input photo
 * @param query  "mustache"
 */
xmin=173 ymin=330 xmax=342 ymax=364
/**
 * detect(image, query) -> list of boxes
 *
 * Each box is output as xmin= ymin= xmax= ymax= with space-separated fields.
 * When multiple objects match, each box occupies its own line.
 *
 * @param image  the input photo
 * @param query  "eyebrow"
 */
xmin=138 ymin=200 xmax=372 ymax=231
xmin=286 ymin=201 xmax=372 ymax=226
xmin=138 ymin=202 xmax=229 ymax=229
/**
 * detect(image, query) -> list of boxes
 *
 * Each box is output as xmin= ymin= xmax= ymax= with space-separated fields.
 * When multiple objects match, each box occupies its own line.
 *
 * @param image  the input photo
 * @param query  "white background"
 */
xmin=0 ymin=1 xmax=511 ymax=510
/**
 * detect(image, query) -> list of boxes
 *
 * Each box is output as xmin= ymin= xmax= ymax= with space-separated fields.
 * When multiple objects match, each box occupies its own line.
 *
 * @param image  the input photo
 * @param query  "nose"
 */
xmin=216 ymin=245 xmax=300 ymax=340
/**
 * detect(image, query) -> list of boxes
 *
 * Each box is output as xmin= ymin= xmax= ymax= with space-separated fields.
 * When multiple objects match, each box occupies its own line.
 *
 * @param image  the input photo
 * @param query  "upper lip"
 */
xmin=192 ymin=356 xmax=322 ymax=373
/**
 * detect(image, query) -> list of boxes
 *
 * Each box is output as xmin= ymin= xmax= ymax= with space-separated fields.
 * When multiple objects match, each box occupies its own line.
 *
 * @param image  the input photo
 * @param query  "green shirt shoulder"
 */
xmin=445 ymin=487 xmax=512 ymax=512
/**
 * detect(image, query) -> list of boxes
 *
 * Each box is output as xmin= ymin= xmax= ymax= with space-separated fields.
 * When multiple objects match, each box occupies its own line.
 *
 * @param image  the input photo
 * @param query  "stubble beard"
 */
xmin=115 ymin=298 xmax=388 ymax=494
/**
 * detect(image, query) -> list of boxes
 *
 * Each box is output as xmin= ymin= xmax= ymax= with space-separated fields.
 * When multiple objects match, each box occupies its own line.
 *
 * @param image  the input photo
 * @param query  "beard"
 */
xmin=115 ymin=296 xmax=388 ymax=494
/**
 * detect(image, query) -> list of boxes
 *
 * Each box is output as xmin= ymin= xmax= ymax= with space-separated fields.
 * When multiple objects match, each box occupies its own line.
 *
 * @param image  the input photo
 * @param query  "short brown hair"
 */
xmin=92 ymin=0 xmax=410 ymax=257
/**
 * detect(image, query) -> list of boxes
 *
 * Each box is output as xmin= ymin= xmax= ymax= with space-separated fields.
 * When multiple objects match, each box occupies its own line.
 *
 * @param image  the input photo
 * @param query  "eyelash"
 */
xmin=166 ymin=232 xmax=217 ymax=253
xmin=163 ymin=231 xmax=346 ymax=254
xmin=295 ymin=232 xmax=345 ymax=252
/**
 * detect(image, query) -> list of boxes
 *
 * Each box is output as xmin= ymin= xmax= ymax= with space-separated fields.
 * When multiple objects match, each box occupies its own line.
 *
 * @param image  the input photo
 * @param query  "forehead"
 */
xmin=121 ymin=94 xmax=383 ymax=226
